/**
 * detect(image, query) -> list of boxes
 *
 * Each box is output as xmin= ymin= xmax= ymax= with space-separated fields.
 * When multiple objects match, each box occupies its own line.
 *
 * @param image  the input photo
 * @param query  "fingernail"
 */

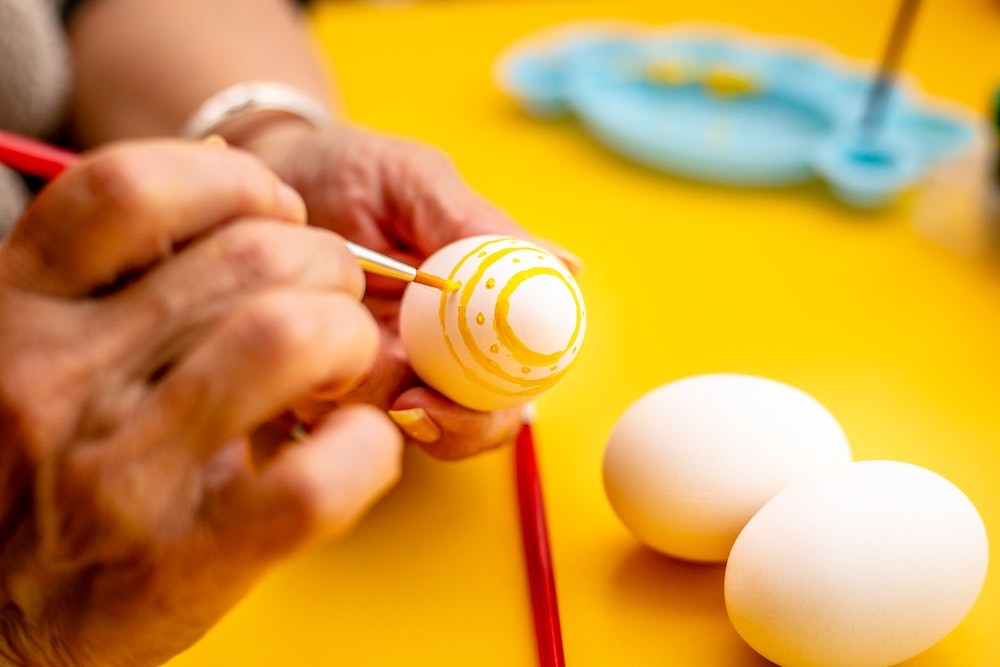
xmin=388 ymin=408 xmax=442 ymax=444
xmin=203 ymin=134 xmax=228 ymax=147
xmin=550 ymin=247 xmax=585 ymax=276
xmin=278 ymin=182 xmax=307 ymax=224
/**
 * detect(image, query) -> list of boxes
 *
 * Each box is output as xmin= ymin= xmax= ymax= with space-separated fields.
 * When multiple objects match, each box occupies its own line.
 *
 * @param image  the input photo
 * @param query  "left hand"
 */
xmin=242 ymin=122 xmax=581 ymax=460
xmin=0 ymin=141 xmax=402 ymax=666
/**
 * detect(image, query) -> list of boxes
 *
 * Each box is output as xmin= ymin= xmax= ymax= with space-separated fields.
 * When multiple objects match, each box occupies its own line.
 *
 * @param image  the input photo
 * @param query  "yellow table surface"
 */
xmin=168 ymin=1 xmax=1000 ymax=665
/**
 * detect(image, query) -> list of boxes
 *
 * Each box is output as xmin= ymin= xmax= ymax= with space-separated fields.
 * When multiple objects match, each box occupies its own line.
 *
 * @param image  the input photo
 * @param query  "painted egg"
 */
xmin=726 ymin=460 xmax=988 ymax=667
xmin=603 ymin=374 xmax=852 ymax=562
xmin=399 ymin=235 xmax=585 ymax=411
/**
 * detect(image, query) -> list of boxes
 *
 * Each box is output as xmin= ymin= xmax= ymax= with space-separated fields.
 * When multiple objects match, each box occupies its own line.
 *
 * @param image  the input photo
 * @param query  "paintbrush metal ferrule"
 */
xmin=344 ymin=241 xmax=458 ymax=292
xmin=344 ymin=241 xmax=417 ymax=283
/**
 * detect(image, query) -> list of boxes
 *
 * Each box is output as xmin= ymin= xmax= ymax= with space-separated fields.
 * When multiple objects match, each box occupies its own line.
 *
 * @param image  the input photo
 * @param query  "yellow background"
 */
xmin=169 ymin=1 xmax=1000 ymax=665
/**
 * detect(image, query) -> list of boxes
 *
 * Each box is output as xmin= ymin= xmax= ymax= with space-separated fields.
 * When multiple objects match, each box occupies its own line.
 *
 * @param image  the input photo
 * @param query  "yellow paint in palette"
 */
xmin=704 ymin=66 xmax=759 ymax=96
xmin=645 ymin=59 xmax=689 ymax=85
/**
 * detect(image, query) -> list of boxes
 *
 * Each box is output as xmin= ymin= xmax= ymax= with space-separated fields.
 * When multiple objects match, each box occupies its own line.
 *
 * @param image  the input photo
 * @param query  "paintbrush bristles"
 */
xmin=414 ymin=271 xmax=460 ymax=292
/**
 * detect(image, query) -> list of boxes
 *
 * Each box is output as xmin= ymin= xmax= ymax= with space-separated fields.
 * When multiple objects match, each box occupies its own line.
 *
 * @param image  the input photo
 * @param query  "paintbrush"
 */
xmin=0 ymin=128 xmax=458 ymax=292
xmin=860 ymin=0 xmax=923 ymax=139
xmin=343 ymin=240 xmax=456 ymax=291
xmin=515 ymin=406 xmax=566 ymax=667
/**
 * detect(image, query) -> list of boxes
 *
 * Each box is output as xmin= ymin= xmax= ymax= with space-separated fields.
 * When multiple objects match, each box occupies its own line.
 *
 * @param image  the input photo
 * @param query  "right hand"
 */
xmin=0 ymin=141 xmax=402 ymax=667
xmin=244 ymin=123 xmax=582 ymax=460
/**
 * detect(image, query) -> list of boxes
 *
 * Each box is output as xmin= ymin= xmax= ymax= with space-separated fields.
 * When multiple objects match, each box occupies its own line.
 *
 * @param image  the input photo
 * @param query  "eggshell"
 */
xmin=399 ymin=235 xmax=585 ymax=411
xmin=603 ymin=374 xmax=852 ymax=562
xmin=725 ymin=460 xmax=988 ymax=667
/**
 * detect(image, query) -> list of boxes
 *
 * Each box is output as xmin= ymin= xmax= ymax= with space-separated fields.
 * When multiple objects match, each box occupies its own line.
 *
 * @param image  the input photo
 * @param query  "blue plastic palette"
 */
xmin=495 ymin=24 xmax=977 ymax=207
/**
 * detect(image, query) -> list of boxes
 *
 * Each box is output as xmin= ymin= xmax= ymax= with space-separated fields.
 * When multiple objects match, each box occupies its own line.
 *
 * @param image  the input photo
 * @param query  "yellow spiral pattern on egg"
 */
xmin=438 ymin=237 xmax=584 ymax=399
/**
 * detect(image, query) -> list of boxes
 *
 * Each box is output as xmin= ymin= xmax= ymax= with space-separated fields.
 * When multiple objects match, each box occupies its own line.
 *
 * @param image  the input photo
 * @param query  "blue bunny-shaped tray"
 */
xmin=495 ymin=23 xmax=977 ymax=207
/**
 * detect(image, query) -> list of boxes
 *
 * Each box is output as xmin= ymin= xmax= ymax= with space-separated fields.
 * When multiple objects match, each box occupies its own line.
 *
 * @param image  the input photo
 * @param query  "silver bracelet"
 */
xmin=180 ymin=81 xmax=334 ymax=139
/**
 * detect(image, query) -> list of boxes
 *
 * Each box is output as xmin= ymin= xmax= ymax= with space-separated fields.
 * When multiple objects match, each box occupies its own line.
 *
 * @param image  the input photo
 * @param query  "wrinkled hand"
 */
xmin=244 ymin=122 xmax=580 ymax=459
xmin=0 ymin=141 xmax=401 ymax=666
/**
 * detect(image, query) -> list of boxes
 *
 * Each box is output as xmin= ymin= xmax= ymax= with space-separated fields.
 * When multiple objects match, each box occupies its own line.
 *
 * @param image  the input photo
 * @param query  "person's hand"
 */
xmin=242 ymin=122 xmax=582 ymax=460
xmin=0 ymin=141 xmax=402 ymax=667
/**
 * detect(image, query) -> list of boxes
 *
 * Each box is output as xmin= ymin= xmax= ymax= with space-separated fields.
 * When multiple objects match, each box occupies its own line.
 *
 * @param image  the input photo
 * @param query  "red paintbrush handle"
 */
xmin=515 ymin=423 xmax=566 ymax=667
xmin=0 ymin=129 xmax=77 ymax=180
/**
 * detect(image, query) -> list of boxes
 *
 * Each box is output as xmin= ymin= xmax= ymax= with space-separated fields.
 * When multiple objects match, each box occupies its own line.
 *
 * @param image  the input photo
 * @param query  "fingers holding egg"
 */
xmin=389 ymin=386 xmax=523 ymax=460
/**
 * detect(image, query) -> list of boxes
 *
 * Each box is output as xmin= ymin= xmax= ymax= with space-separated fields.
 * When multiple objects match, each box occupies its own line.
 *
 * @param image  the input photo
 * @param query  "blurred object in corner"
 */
xmin=495 ymin=22 xmax=976 ymax=209
xmin=913 ymin=88 xmax=1000 ymax=257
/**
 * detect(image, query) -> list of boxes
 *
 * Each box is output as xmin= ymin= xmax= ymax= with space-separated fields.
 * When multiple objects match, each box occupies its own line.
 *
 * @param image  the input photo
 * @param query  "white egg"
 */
xmin=725 ymin=460 xmax=988 ymax=667
xmin=603 ymin=374 xmax=852 ymax=562
xmin=399 ymin=235 xmax=585 ymax=411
